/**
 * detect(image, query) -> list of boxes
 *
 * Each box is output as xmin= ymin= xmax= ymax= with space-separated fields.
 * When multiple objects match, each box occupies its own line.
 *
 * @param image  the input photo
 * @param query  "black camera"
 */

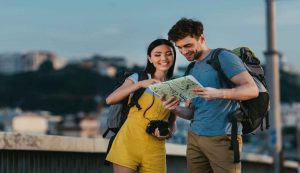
xmin=146 ymin=120 xmax=169 ymax=136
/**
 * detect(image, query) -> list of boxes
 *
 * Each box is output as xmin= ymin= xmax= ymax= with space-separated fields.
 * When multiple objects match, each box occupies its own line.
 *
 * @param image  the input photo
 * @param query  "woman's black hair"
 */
xmin=145 ymin=39 xmax=176 ymax=79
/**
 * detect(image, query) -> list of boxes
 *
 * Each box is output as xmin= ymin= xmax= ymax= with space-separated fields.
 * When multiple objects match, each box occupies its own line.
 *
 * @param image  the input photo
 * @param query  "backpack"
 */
xmin=103 ymin=70 xmax=148 ymax=165
xmin=185 ymin=47 xmax=270 ymax=163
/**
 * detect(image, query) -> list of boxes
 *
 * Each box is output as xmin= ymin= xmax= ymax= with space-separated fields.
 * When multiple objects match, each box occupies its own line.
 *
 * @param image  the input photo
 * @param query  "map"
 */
xmin=149 ymin=75 xmax=203 ymax=101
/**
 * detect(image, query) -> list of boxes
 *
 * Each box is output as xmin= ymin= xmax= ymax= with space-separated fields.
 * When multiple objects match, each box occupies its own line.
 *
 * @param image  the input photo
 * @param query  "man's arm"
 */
xmin=172 ymin=106 xmax=194 ymax=120
xmin=192 ymin=71 xmax=259 ymax=101
xmin=223 ymin=71 xmax=259 ymax=100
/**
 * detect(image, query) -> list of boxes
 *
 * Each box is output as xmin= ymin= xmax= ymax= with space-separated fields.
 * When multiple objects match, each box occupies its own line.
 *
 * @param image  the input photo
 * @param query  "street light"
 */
xmin=265 ymin=0 xmax=283 ymax=172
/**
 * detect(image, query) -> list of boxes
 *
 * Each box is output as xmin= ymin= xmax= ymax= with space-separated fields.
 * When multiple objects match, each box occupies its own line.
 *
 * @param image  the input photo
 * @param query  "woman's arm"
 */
xmin=106 ymin=79 xmax=139 ymax=105
xmin=106 ymin=78 xmax=159 ymax=105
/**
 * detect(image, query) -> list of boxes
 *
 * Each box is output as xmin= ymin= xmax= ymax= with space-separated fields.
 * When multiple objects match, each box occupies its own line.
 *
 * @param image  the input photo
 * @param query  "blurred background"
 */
xmin=0 ymin=0 xmax=300 ymax=165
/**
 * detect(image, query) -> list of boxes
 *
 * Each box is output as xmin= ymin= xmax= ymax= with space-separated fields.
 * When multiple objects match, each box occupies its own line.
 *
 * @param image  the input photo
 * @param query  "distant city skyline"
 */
xmin=0 ymin=0 xmax=299 ymax=68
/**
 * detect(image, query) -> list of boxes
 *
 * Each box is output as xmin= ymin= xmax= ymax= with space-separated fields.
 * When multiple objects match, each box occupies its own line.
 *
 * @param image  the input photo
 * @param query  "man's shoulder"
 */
xmin=216 ymin=49 xmax=244 ymax=66
xmin=212 ymin=49 xmax=246 ymax=79
xmin=218 ymin=49 xmax=238 ymax=59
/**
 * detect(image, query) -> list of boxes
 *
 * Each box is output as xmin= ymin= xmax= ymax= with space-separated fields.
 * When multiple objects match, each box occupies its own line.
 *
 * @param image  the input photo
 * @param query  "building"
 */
xmin=281 ymin=103 xmax=300 ymax=160
xmin=0 ymin=53 xmax=22 ymax=74
xmin=0 ymin=51 xmax=65 ymax=74
xmin=79 ymin=54 xmax=126 ymax=77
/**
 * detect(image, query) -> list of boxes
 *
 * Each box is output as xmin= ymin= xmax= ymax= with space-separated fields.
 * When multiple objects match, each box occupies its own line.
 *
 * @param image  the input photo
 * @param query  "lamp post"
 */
xmin=265 ymin=0 xmax=283 ymax=172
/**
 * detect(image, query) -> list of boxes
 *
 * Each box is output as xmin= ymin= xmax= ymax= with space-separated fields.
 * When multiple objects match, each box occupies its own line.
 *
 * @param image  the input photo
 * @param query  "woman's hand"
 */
xmin=152 ymin=127 xmax=174 ymax=140
xmin=138 ymin=79 xmax=160 ymax=88
xmin=185 ymin=99 xmax=192 ymax=108
xmin=160 ymin=95 xmax=180 ymax=111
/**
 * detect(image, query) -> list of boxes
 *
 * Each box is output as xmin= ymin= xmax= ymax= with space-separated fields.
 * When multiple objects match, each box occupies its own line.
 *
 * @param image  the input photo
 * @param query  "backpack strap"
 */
xmin=104 ymin=135 xmax=116 ymax=165
xmin=102 ymin=129 xmax=110 ymax=138
xmin=184 ymin=49 xmax=208 ymax=76
xmin=265 ymin=112 xmax=270 ymax=129
xmin=207 ymin=48 xmax=235 ymax=88
xmin=128 ymin=71 xmax=148 ymax=110
xmin=229 ymin=109 xmax=244 ymax=163
xmin=207 ymin=48 xmax=242 ymax=163
xmin=184 ymin=61 xmax=196 ymax=76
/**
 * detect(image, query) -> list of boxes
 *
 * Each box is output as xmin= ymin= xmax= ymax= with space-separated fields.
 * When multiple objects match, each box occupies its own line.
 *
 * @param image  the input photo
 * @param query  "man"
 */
xmin=161 ymin=18 xmax=259 ymax=173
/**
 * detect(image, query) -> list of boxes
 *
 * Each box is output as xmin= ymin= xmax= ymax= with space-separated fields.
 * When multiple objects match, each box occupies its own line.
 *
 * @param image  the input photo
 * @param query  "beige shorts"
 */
xmin=187 ymin=130 xmax=243 ymax=173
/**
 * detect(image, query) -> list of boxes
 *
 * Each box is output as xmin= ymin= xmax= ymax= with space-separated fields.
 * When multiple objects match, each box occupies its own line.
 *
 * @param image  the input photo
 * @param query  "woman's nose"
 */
xmin=161 ymin=55 xmax=167 ymax=60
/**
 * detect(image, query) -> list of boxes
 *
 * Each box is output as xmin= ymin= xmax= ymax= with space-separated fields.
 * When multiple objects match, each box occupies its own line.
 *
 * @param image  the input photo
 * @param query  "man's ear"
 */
xmin=200 ymin=34 xmax=205 ymax=43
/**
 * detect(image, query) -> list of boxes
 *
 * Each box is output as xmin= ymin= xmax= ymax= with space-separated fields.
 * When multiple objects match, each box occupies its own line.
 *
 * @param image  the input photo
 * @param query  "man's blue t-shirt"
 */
xmin=189 ymin=49 xmax=246 ymax=136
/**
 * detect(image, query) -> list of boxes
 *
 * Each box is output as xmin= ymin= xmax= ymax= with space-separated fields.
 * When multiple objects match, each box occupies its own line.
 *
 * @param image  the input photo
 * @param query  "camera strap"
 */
xmin=142 ymin=92 xmax=155 ymax=121
xmin=142 ymin=91 xmax=166 ymax=121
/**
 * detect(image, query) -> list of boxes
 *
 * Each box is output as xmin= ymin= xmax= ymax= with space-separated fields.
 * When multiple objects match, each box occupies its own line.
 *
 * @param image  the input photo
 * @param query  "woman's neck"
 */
xmin=153 ymin=71 xmax=168 ymax=82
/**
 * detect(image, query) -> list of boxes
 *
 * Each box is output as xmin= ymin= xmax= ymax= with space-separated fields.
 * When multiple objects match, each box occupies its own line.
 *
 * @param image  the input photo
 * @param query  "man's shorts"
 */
xmin=187 ymin=130 xmax=243 ymax=173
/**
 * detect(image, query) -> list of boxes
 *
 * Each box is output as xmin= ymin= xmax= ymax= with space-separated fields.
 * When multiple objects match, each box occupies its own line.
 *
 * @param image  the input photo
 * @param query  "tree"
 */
xmin=38 ymin=60 xmax=54 ymax=72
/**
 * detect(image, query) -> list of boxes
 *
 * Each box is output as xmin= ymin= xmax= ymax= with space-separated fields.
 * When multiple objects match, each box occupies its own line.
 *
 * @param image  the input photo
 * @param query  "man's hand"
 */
xmin=192 ymin=86 xmax=223 ymax=100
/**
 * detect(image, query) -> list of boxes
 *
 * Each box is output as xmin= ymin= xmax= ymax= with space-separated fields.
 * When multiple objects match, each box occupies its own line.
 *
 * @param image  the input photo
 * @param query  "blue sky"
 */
xmin=0 ymin=0 xmax=299 ymax=68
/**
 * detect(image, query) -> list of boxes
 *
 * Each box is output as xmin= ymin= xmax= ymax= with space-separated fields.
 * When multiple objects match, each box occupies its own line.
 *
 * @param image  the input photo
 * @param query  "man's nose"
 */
xmin=181 ymin=49 xmax=188 ymax=55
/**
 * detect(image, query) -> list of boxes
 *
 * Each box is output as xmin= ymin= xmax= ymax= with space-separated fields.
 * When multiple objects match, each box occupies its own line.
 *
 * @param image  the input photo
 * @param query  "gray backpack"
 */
xmin=103 ymin=71 xmax=148 ymax=165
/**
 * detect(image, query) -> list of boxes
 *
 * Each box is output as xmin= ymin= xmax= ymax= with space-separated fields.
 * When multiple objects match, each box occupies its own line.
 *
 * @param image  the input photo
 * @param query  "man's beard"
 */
xmin=193 ymin=50 xmax=203 ymax=61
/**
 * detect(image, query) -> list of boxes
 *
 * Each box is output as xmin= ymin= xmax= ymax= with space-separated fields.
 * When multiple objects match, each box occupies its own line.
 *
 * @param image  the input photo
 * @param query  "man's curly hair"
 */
xmin=168 ymin=18 xmax=204 ymax=42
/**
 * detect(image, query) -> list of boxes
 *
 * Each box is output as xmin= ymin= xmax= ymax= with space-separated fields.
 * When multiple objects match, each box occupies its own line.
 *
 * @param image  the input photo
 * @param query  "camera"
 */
xmin=146 ymin=120 xmax=169 ymax=136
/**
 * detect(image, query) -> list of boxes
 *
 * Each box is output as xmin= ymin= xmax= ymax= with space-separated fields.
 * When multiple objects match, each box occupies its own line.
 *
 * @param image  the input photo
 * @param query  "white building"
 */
xmin=281 ymin=103 xmax=300 ymax=127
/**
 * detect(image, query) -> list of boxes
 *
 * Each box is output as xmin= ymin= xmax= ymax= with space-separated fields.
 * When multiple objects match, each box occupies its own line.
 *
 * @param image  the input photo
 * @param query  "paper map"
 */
xmin=149 ymin=75 xmax=203 ymax=101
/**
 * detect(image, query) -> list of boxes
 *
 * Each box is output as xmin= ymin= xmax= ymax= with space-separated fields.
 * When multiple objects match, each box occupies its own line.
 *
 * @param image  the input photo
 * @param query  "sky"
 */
xmin=0 ymin=0 xmax=300 ymax=68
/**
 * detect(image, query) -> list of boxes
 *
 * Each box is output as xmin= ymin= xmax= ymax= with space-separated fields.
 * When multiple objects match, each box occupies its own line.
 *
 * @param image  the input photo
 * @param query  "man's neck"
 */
xmin=196 ymin=48 xmax=211 ymax=62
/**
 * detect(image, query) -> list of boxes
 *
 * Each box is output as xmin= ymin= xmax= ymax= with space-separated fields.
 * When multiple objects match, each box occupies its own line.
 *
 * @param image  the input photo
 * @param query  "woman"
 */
xmin=106 ymin=38 xmax=177 ymax=173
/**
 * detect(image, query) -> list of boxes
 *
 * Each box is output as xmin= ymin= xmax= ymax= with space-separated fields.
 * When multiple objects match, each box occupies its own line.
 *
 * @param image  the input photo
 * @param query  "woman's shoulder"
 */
xmin=127 ymin=72 xmax=151 ymax=83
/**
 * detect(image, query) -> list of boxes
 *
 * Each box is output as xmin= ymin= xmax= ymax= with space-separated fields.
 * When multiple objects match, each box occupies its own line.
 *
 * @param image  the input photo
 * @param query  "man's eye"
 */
xmin=184 ymin=44 xmax=191 ymax=48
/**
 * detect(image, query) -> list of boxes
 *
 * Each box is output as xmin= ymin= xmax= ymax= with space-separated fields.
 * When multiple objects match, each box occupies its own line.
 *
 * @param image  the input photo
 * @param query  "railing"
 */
xmin=0 ymin=132 xmax=299 ymax=173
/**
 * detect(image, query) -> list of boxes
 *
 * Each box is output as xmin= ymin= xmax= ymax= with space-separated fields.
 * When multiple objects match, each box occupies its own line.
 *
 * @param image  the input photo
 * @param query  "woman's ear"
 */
xmin=147 ymin=56 xmax=152 ymax=63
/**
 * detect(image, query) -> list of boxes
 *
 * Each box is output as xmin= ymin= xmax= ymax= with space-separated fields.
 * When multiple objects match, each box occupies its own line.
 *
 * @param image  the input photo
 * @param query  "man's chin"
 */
xmin=185 ymin=56 xmax=194 ymax=61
